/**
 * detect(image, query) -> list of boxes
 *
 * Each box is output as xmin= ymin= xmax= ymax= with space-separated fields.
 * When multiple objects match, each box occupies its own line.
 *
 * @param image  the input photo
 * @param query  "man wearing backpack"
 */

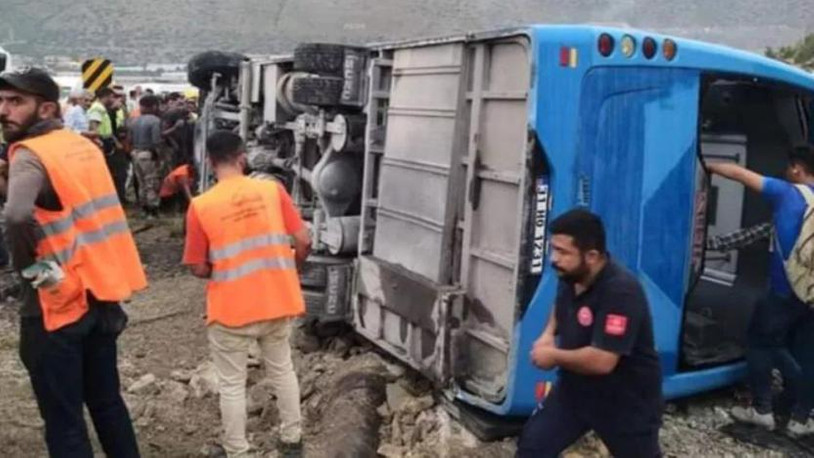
xmin=707 ymin=144 xmax=814 ymax=437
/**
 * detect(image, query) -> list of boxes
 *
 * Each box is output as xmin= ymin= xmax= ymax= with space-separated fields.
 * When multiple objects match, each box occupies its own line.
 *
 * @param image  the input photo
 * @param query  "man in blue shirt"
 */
xmin=707 ymin=144 xmax=814 ymax=437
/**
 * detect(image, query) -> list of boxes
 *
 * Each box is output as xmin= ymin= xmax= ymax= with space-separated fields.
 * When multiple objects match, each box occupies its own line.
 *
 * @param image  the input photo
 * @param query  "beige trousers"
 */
xmin=132 ymin=149 xmax=161 ymax=208
xmin=207 ymin=318 xmax=302 ymax=457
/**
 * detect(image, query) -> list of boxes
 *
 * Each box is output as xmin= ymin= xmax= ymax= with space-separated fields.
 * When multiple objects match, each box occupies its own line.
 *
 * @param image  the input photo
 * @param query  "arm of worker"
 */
xmin=530 ymin=307 xmax=558 ymax=370
xmin=278 ymin=183 xmax=311 ymax=269
xmin=80 ymin=130 xmax=99 ymax=140
xmin=536 ymin=289 xmax=645 ymax=376
xmin=706 ymin=222 xmax=773 ymax=251
xmin=535 ymin=307 xmax=557 ymax=346
xmin=162 ymin=119 xmax=184 ymax=137
xmin=182 ymin=203 xmax=212 ymax=279
xmin=179 ymin=176 xmax=194 ymax=201
xmin=292 ymin=227 xmax=311 ymax=270
xmin=4 ymin=150 xmax=50 ymax=272
xmin=543 ymin=346 xmax=621 ymax=376
xmin=85 ymin=119 xmax=104 ymax=145
xmin=705 ymin=162 xmax=764 ymax=193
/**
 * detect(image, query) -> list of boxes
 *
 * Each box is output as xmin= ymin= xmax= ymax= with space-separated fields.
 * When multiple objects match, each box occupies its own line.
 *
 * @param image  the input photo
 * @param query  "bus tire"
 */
xmin=293 ymin=43 xmax=348 ymax=77
xmin=291 ymin=76 xmax=344 ymax=106
xmin=187 ymin=51 xmax=246 ymax=90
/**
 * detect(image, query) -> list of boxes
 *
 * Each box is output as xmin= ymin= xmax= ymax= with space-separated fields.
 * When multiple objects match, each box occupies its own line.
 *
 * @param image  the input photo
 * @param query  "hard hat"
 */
xmin=183 ymin=87 xmax=199 ymax=99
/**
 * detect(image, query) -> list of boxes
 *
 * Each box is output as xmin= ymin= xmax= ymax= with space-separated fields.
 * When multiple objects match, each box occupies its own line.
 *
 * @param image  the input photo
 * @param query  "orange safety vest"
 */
xmin=160 ymin=164 xmax=191 ymax=198
xmin=191 ymin=176 xmax=304 ymax=327
xmin=10 ymin=129 xmax=147 ymax=331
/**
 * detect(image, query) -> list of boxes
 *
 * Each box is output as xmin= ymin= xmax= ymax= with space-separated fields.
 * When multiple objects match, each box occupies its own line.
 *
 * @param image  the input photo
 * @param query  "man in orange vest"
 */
xmin=159 ymin=161 xmax=195 ymax=214
xmin=1 ymin=67 xmax=147 ymax=457
xmin=183 ymin=130 xmax=310 ymax=458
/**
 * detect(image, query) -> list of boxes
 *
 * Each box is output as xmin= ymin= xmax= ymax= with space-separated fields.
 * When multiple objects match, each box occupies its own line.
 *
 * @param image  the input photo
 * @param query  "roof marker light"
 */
xmin=598 ymin=33 xmax=614 ymax=57
xmin=642 ymin=37 xmax=657 ymax=59
xmin=663 ymin=39 xmax=678 ymax=61
xmin=620 ymin=35 xmax=636 ymax=58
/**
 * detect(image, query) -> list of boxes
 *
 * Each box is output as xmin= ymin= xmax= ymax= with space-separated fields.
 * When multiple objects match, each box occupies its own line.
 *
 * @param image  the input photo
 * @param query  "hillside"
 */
xmin=0 ymin=0 xmax=812 ymax=64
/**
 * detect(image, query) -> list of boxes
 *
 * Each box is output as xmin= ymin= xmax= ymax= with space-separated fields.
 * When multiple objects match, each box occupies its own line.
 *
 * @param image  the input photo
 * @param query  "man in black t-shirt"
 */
xmin=517 ymin=209 xmax=663 ymax=458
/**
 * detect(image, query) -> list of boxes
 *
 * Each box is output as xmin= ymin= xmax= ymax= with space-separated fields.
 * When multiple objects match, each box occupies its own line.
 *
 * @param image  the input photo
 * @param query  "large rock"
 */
xmin=247 ymin=379 xmax=276 ymax=415
xmin=170 ymin=369 xmax=193 ymax=383
xmin=128 ymin=373 xmax=158 ymax=395
xmin=160 ymin=380 xmax=190 ymax=405
xmin=377 ymin=443 xmax=406 ymax=458
xmin=402 ymin=395 xmax=434 ymax=416
xmin=382 ymin=361 xmax=406 ymax=382
xmin=134 ymin=401 xmax=156 ymax=428
xmin=189 ymin=361 xmax=219 ymax=399
xmin=386 ymin=382 xmax=412 ymax=412
xmin=123 ymin=394 xmax=145 ymax=419
xmin=377 ymin=402 xmax=392 ymax=421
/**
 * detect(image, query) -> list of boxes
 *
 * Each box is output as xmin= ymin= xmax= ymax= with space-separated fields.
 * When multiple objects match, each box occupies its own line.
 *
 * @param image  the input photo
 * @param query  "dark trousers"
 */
xmin=792 ymin=312 xmax=814 ymax=421
xmin=104 ymin=149 xmax=130 ymax=205
xmin=19 ymin=303 xmax=140 ymax=458
xmin=746 ymin=292 xmax=814 ymax=421
xmin=0 ymin=225 xmax=8 ymax=267
xmin=517 ymin=387 xmax=661 ymax=458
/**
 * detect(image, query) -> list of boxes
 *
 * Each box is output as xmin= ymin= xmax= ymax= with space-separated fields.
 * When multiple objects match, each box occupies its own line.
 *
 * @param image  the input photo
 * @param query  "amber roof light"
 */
xmin=663 ymin=39 xmax=678 ymax=61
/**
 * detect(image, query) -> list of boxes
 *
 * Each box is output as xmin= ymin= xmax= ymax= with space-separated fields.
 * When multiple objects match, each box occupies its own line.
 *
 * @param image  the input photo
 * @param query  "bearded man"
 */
xmin=517 ymin=208 xmax=663 ymax=458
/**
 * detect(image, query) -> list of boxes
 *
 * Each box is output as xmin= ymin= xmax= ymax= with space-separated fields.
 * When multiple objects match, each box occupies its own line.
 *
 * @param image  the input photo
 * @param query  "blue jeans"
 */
xmin=19 ymin=302 xmax=140 ymax=458
xmin=746 ymin=292 xmax=813 ymax=422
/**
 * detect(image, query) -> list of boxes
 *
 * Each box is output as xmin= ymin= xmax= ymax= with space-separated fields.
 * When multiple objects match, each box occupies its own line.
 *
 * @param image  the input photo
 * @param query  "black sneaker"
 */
xmin=279 ymin=440 xmax=303 ymax=458
xmin=204 ymin=444 xmax=227 ymax=458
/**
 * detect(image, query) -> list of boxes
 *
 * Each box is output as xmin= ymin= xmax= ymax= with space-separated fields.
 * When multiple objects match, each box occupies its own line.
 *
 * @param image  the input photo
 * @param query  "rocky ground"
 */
xmin=0 ymin=216 xmax=803 ymax=457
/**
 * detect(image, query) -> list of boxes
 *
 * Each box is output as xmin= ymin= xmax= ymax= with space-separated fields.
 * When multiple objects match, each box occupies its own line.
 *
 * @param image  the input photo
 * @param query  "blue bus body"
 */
xmin=454 ymin=25 xmax=814 ymax=416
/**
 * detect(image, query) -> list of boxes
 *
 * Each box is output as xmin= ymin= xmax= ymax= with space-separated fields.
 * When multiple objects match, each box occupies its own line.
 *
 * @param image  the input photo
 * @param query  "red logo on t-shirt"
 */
xmin=577 ymin=306 xmax=593 ymax=327
xmin=605 ymin=314 xmax=628 ymax=336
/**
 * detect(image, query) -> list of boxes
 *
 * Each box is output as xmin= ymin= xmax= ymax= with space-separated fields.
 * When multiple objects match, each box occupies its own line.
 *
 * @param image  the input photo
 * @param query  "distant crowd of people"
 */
xmin=60 ymin=84 xmax=197 ymax=218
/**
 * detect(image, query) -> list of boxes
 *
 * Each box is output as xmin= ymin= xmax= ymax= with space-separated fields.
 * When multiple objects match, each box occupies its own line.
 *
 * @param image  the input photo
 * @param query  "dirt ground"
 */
xmin=0 ymin=216 xmax=799 ymax=457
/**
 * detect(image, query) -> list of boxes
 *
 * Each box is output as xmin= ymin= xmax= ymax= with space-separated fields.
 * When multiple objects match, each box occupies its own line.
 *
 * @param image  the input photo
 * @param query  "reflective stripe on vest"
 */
xmin=209 ymin=233 xmax=291 ymax=262
xmin=39 ymin=193 xmax=121 ymax=237
xmin=211 ymin=256 xmax=296 ymax=282
xmin=48 ymin=219 xmax=131 ymax=265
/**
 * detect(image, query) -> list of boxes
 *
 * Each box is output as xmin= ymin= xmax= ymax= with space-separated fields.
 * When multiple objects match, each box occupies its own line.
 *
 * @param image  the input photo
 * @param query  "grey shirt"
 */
xmin=4 ymin=144 xmax=60 ymax=317
xmin=128 ymin=114 xmax=162 ymax=151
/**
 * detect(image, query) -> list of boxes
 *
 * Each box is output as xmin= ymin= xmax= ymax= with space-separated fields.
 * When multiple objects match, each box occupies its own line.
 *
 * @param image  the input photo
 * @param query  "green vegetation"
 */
xmin=766 ymin=34 xmax=814 ymax=71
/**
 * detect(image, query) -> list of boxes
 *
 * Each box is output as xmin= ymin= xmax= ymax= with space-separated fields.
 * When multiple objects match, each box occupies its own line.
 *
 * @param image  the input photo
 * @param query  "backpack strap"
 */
xmin=781 ymin=185 xmax=814 ymax=261
xmin=795 ymin=184 xmax=814 ymax=206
